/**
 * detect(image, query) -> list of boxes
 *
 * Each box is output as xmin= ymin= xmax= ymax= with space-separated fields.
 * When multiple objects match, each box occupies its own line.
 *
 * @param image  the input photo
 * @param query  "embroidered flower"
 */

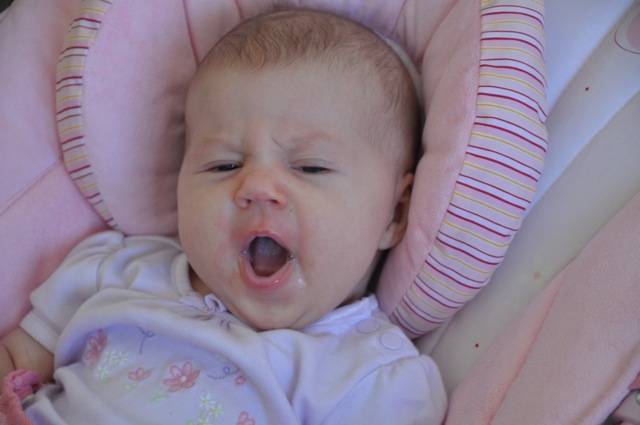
xmin=199 ymin=393 xmax=214 ymax=410
xmin=123 ymin=367 xmax=152 ymax=394
xmin=211 ymin=403 xmax=224 ymax=418
xmin=128 ymin=367 xmax=151 ymax=382
xmin=96 ymin=364 xmax=110 ymax=382
xmin=234 ymin=375 xmax=246 ymax=386
xmin=104 ymin=349 xmax=117 ymax=363
xmin=237 ymin=411 xmax=255 ymax=425
xmin=115 ymin=351 xmax=129 ymax=365
xmin=162 ymin=361 xmax=200 ymax=392
xmin=83 ymin=329 xmax=107 ymax=365
xmin=103 ymin=349 xmax=129 ymax=366
xmin=198 ymin=394 xmax=224 ymax=419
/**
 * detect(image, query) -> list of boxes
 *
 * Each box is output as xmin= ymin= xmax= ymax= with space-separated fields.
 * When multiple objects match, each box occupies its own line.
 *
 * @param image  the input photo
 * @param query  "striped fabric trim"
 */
xmin=392 ymin=0 xmax=548 ymax=337
xmin=55 ymin=0 xmax=116 ymax=228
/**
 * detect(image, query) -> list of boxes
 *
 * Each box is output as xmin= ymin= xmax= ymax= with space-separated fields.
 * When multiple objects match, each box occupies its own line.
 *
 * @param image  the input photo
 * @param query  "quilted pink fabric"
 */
xmin=446 ymin=190 xmax=640 ymax=424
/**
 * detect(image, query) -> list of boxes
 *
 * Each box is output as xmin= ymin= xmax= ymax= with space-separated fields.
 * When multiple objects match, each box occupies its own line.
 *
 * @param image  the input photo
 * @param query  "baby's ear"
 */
xmin=379 ymin=172 xmax=414 ymax=250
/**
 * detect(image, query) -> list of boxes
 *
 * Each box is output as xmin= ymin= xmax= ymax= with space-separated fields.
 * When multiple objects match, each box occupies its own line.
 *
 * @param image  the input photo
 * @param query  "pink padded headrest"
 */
xmin=54 ymin=0 xmax=547 ymax=337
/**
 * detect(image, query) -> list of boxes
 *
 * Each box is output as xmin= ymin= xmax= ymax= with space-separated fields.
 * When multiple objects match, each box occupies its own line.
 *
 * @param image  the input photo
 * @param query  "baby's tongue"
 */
xmin=249 ymin=237 xmax=289 ymax=277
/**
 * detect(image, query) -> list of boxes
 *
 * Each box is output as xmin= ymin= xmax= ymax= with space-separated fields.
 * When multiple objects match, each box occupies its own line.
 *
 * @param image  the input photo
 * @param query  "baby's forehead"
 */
xmin=188 ymin=62 xmax=379 ymax=128
xmin=192 ymin=59 xmax=406 ymax=133
xmin=185 ymin=65 xmax=400 ymax=161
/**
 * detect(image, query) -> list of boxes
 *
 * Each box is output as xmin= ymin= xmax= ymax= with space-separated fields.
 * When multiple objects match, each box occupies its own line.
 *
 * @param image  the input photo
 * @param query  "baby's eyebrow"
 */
xmin=183 ymin=134 xmax=235 ymax=161
xmin=291 ymin=129 xmax=336 ymax=146
xmin=293 ymin=125 xmax=360 ymax=147
xmin=286 ymin=130 xmax=352 ymax=156
xmin=190 ymin=129 xmax=237 ymax=147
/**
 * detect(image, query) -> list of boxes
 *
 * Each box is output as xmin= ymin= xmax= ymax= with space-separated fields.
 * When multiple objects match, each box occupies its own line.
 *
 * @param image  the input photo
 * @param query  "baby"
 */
xmin=0 ymin=8 xmax=446 ymax=425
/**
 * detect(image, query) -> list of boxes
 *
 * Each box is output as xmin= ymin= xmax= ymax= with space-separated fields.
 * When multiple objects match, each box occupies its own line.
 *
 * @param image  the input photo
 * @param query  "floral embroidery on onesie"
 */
xmin=80 ymin=326 xmax=254 ymax=424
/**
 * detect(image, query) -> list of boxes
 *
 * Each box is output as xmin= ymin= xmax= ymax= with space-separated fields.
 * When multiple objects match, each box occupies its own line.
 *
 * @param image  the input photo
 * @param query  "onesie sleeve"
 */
xmin=321 ymin=355 xmax=447 ymax=425
xmin=19 ymin=231 xmax=127 ymax=353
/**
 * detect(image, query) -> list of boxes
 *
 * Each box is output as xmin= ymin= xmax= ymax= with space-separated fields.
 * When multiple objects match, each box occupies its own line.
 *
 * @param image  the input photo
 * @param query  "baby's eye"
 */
xmin=206 ymin=163 xmax=241 ymax=172
xmin=293 ymin=159 xmax=333 ymax=175
xmin=217 ymin=164 xmax=240 ymax=172
xmin=299 ymin=166 xmax=329 ymax=174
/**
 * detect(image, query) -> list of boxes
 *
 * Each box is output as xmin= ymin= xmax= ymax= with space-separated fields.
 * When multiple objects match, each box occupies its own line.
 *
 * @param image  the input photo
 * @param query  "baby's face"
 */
xmin=178 ymin=64 xmax=408 ymax=330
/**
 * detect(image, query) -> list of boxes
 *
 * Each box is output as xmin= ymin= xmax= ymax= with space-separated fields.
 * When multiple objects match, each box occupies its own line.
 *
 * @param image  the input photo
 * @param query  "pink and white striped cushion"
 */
xmin=56 ymin=5 xmax=115 ymax=227
xmin=381 ymin=1 xmax=548 ymax=336
xmin=53 ymin=0 xmax=547 ymax=338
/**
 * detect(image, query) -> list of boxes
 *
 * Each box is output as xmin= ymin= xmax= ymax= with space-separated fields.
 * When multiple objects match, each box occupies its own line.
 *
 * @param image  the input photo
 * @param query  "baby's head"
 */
xmin=195 ymin=8 xmax=419 ymax=171
xmin=178 ymin=8 xmax=420 ymax=330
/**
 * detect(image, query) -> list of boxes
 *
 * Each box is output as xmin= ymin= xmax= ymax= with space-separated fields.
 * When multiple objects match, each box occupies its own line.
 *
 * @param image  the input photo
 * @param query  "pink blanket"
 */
xmin=446 ymin=189 xmax=640 ymax=424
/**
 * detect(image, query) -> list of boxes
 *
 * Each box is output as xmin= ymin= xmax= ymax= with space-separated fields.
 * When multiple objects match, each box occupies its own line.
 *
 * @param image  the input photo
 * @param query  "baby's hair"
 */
xmin=197 ymin=7 xmax=420 ymax=172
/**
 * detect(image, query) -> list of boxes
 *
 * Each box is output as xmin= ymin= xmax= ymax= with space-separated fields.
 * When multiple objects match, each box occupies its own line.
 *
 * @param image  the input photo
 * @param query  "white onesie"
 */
xmin=20 ymin=231 xmax=446 ymax=424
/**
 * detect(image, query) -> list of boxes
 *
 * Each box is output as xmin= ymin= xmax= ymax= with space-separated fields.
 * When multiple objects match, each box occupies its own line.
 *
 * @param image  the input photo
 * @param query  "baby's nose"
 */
xmin=234 ymin=166 xmax=288 ymax=209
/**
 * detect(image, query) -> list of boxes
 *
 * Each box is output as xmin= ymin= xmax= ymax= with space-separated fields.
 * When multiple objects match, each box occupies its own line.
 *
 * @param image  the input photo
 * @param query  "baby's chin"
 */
xmin=235 ymin=309 xmax=317 ymax=332
xmin=236 ymin=291 xmax=369 ymax=331
xmin=225 ymin=299 xmax=327 ymax=331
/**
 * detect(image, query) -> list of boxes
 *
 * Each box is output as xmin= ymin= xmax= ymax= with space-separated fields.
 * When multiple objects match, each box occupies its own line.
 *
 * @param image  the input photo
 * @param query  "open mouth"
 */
xmin=247 ymin=236 xmax=293 ymax=277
